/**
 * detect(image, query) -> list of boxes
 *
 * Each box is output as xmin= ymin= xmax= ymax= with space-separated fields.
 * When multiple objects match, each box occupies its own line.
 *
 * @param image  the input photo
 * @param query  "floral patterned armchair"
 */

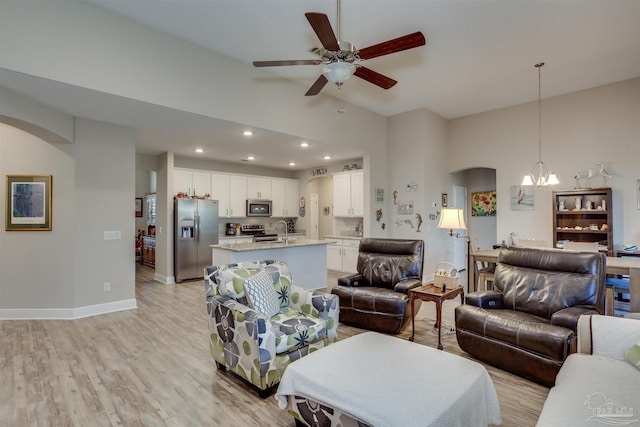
xmin=204 ymin=260 xmax=339 ymax=397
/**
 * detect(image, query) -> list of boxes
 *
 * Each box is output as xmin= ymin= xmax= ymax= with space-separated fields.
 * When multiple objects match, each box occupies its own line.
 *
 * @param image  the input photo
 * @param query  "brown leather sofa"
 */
xmin=455 ymin=246 xmax=606 ymax=387
xmin=331 ymin=238 xmax=424 ymax=334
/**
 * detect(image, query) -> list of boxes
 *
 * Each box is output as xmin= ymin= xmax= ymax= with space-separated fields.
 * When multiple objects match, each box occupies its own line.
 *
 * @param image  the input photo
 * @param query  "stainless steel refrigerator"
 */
xmin=174 ymin=199 xmax=219 ymax=282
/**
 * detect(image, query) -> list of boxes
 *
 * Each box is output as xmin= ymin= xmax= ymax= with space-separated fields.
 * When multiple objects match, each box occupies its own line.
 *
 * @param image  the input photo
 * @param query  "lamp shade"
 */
xmin=438 ymin=208 xmax=467 ymax=231
xmin=322 ymin=61 xmax=356 ymax=84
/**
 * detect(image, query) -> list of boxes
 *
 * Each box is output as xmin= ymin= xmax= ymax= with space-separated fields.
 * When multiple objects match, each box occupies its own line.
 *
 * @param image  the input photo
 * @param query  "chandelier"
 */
xmin=521 ymin=62 xmax=559 ymax=187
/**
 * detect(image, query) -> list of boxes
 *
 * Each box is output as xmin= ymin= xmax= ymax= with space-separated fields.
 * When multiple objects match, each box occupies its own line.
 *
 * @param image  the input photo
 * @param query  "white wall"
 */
xmin=0 ymin=124 xmax=75 ymax=310
xmin=387 ymin=109 xmax=450 ymax=281
xmin=73 ymin=118 xmax=136 ymax=308
xmin=0 ymin=116 xmax=136 ymax=317
xmin=449 ymin=78 xmax=640 ymax=249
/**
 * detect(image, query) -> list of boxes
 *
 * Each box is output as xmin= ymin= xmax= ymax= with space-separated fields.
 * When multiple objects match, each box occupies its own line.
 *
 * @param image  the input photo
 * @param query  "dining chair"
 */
xmin=516 ymin=239 xmax=548 ymax=248
xmin=563 ymin=241 xmax=599 ymax=252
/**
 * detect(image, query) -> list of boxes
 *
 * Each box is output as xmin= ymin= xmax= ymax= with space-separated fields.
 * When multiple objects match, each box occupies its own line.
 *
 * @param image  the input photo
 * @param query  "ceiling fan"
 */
xmin=252 ymin=0 xmax=426 ymax=96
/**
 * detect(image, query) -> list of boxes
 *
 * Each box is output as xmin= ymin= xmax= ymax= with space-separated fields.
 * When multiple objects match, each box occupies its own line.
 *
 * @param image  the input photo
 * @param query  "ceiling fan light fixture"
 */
xmin=322 ymin=61 xmax=356 ymax=84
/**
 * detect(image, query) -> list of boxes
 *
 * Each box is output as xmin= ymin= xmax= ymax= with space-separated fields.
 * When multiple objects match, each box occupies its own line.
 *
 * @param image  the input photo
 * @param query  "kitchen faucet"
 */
xmin=277 ymin=220 xmax=288 ymax=244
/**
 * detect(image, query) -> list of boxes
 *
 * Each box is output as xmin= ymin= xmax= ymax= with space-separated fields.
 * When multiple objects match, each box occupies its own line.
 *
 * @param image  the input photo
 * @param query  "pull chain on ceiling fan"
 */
xmin=252 ymin=0 xmax=426 ymax=96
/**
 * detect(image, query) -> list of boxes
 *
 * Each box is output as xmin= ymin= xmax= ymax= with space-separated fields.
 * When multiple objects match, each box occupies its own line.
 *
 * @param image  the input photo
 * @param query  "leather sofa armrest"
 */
xmin=465 ymin=290 xmax=504 ymax=309
xmin=551 ymin=307 xmax=599 ymax=331
xmin=338 ymin=273 xmax=366 ymax=287
xmin=394 ymin=278 xmax=423 ymax=294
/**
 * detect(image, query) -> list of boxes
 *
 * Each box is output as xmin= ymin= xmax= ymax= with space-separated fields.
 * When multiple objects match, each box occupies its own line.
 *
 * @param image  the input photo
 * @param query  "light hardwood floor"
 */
xmin=1 ymin=265 xmax=548 ymax=426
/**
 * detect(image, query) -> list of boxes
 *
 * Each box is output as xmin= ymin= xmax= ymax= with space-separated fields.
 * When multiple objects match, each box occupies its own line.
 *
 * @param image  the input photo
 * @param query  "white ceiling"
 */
xmin=3 ymin=1 xmax=640 ymax=171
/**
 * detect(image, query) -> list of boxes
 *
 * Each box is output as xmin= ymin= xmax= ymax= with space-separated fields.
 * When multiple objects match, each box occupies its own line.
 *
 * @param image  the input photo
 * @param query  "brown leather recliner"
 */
xmin=331 ymin=238 xmax=424 ymax=334
xmin=455 ymin=246 xmax=606 ymax=387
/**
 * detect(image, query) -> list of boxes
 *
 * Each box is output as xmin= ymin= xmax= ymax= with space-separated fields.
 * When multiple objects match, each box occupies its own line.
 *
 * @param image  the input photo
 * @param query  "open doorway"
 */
xmin=449 ymin=167 xmax=497 ymax=289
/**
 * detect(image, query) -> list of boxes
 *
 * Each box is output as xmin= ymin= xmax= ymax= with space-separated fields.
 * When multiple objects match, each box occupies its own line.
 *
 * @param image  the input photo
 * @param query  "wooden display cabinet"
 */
xmin=142 ymin=236 xmax=156 ymax=268
xmin=552 ymin=188 xmax=612 ymax=255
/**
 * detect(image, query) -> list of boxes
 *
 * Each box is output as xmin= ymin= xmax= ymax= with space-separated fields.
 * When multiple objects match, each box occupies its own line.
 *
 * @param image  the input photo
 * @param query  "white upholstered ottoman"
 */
xmin=275 ymin=332 xmax=502 ymax=427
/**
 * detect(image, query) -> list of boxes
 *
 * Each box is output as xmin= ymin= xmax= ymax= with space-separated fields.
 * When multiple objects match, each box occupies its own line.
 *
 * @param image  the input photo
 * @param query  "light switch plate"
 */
xmin=104 ymin=231 xmax=122 ymax=240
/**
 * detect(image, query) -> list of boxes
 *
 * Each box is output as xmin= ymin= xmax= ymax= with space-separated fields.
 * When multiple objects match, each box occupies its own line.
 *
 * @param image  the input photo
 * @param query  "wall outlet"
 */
xmin=103 ymin=282 xmax=111 ymax=292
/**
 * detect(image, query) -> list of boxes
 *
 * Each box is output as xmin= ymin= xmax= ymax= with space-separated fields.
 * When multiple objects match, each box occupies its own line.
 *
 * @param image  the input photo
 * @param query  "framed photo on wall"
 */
xmin=5 ymin=175 xmax=52 ymax=231
xmin=510 ymin=185 xmax=534 ymax=211
xmin=135 ymin=197 xmax=143 ymax=217
xmin=442 ymin=193 xmax=448 ymax=207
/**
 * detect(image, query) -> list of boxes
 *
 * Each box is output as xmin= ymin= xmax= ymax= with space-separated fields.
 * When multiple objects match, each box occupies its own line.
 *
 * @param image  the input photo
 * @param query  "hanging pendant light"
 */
xmin=522 ymin=62 xmax=559 ymax=187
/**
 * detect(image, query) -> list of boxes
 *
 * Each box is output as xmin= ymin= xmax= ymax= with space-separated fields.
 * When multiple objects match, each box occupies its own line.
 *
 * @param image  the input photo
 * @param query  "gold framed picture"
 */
xmin=5 ymin=175 xmax=52 ymax=231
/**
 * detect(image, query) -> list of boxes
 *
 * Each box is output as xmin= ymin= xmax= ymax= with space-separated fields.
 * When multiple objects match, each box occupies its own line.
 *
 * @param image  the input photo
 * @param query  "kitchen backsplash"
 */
xmin=334 ymin=217 xmax=363 ymax=237
xmin=218 ymin=217 xmax=298 ymax=235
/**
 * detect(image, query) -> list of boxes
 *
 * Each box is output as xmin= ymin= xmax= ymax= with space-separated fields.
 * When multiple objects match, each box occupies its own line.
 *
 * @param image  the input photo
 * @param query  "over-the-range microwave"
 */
xmin=246 ymin=199 xmax=272 ymax=217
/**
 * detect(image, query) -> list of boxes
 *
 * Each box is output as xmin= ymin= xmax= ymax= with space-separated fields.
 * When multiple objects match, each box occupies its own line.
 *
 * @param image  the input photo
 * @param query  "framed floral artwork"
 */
xmin=471 ymin=191 xmax=496 ymax=217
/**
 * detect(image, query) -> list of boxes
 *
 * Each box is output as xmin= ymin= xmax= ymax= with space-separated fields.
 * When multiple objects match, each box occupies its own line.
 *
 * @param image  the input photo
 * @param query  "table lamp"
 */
xmin=437 ymin=208 xmax=471 ymax=289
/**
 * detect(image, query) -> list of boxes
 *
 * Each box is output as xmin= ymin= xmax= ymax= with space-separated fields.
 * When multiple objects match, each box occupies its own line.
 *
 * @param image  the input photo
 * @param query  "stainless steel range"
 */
xmin=240 ymin=224 xmax=279 ymax=242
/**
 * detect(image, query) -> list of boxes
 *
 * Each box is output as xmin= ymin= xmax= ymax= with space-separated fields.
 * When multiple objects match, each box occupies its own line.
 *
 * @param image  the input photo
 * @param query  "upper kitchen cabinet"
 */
xmin=333 ymin=170 xmax=363 ymax=217
xmin=246 ymin=177 xmax=271 ymax=200
xmin=271 ymin=178 xmax=299 ymax=217
xmin=173 ymin=169 xmax=212 ymax=198
xmin=212 ymin=173 xmax=247 ymax=218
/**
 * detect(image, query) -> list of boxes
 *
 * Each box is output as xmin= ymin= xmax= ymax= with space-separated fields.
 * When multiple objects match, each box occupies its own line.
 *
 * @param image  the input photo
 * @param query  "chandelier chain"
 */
xmin=536 ymin=62 xmax=544 ymax=164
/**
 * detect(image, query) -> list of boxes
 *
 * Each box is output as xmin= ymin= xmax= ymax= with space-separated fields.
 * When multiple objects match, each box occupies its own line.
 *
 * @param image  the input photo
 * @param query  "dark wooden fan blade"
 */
xmin=305 ymin=13 xmax=340 ymax=51
xmin=354 ymin=67 xmax=397 ymax=89
xmin=253 ymin=60 xmax=321 ymax=67
xmin=305 ymin=75 xmax=329 ymax=96
xmin=357 ymin=31 xmax=426 ymax=60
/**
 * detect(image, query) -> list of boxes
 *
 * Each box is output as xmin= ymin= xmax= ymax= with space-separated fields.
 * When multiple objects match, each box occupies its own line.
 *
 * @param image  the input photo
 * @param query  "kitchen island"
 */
xmin=211 ymin=239 xmax=334 ymax=289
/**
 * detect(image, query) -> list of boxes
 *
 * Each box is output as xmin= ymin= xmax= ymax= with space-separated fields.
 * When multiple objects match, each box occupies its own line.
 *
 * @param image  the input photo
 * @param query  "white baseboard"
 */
xmin=0 ymin=298 xmax=137 ymax=320
xmin=154 ymin=272 xmax=175 ymax=284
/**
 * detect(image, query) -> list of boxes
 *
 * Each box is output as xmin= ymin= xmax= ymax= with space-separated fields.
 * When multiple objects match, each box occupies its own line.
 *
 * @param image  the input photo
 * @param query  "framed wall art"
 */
xmin=398 ymin=201 xmax=414 ymax=215
xmin=471 ymin=190 xmax=496 ymax=217
xmin=135 ymin=197 xmax=143 ymax=217
xmin=510 ymin=185 xmax=534 ymax=211
xmin=442 ymin=193 xmax=448 ymax=207
xmin=5 ymin=175 xmax=52 ymax=231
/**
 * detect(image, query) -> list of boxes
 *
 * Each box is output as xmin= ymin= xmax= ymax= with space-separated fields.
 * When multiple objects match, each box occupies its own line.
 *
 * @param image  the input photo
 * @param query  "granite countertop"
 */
xmin=324 ymin=235 xmax=363 ymax=240
xmin=211 ymin=239 xmax=330 ymax=252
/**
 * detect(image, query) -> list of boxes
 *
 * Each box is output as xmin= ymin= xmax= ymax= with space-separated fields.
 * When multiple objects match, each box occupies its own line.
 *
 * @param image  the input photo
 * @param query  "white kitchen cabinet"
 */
xmin=173 ymin=169 xmax=212 ymax=198
xmin=326 ymin=241 xmax=343 ymax=272
xmin=246 ymin=177 xmax=271 ymax=199
xmin=271 ymin=178 xmax=299 ymax=217
xmin=212 ymin=173 xmax=247 ymax=218
xmin=192 ymin=171 xmax=212 ymax=198
xmin=333 ymin=170 xmax=363 ymax=217
xmin=173 ymin=169 xmax=192 ymax=196
xmin=326 ymin=238 xmax=360 ymax=273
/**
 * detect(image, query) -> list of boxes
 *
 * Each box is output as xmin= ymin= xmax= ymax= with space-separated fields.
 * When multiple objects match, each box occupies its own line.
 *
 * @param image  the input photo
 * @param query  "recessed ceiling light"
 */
xmin=243 ymin=130 xmax=253 ymax=136
xmin=289 ymin=162 xmax=296 ymax=166
xmin=247 ymin=156 xmax=255 ymax=161
xmin=300 ymin=142 xmax=309 ymax=148
xmin=323 ymin=155 xmax=331 ymax=160
xmin=195 ymin=148 xmax=204 ymax=153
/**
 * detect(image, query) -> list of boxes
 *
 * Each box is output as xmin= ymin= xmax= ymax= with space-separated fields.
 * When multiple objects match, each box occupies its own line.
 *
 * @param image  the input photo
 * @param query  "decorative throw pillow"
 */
xmin=216 ymin=262 xmax=261 ymax=299
xmin=263 ymin=261 xmax=293 ymax=308
xmin=626 ymin=340 xmax=640 ymax=370
xmin=244 ymin=270 xmax=281 ymax=318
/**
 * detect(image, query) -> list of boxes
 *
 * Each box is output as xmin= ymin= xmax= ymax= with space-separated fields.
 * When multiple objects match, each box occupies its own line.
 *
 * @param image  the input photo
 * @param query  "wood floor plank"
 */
xmin=0 ymin=265 xmax=548 ymax=426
